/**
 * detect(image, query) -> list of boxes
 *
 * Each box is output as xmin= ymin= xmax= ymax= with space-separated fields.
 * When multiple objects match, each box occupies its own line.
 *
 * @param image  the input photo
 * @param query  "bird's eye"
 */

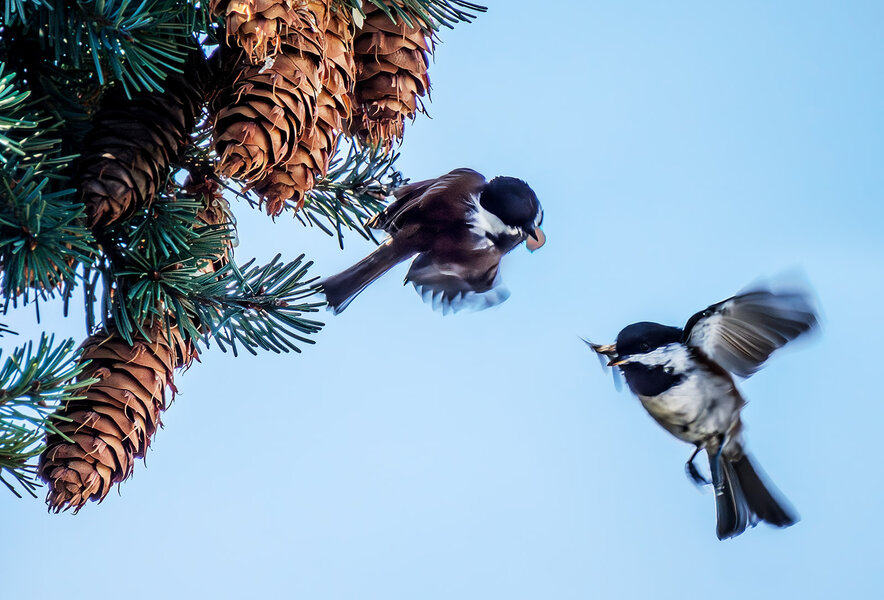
xmin=664 ymin=367 xmax=674 ymax=375
xmin=640 ymin=342 xmax=649 ymax=351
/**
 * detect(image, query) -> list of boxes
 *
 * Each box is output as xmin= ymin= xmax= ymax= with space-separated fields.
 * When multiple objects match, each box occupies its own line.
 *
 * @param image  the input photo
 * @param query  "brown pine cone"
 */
xmin=350 ymin=1 xmax=432 ymax=145
xmin=39 ymin=326 xmax=193 ymax=513
xmin=78 ymin=51 xmax=209 ymax=230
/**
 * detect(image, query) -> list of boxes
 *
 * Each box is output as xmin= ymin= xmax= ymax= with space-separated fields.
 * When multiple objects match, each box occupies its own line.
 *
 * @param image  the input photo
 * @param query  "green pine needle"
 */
xmin=299 ymin=143 xmax=404 ymax=249
xmin=194 ymin=254 xmax=325 ymax=356
xmin=0 ymin=334 xmax=93 ymax=498
xmin=0 ymin=161 xmax=95 ymax=303
xmin=97 ymin=184 xmax=324 ymax=355
xmin=28 ymin=0 xmax=210 ymax=96
xmin=343 ymin=0 xmax=486 ymax=30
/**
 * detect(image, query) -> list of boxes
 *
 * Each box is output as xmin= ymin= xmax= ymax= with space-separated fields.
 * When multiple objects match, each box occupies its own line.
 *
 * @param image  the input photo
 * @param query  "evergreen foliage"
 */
xmin=0 ymin=0 xmax=483 ymax=508
xmin=0 ymin=331 xmax=92 ymax=498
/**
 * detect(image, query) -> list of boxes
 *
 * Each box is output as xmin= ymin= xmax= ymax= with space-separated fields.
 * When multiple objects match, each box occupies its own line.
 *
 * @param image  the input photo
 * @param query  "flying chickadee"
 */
xmin=587 ymin=286 xmax=818 ymax=539
xmin=321 ymin=168 xmax=545 ymax=314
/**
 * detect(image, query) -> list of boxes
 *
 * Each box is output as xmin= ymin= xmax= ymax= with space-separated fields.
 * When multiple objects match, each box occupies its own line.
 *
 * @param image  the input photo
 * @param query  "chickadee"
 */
xmin=588 ymin=286 xmax=818 ymax=539
xmin=321 ymin=168 xmax=544 ymax=314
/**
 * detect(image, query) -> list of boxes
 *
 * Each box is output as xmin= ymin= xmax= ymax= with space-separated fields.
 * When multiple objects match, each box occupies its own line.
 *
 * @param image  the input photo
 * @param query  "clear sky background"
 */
xmin=3 ymin=1 xmax=883 ymax=598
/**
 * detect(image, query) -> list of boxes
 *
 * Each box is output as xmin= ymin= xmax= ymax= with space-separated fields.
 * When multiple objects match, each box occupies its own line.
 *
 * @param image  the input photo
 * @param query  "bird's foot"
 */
xmin=685 ymin=460 xmax=711 ymax=488
xmin=684 ymin=446 xmax=710 ymax=488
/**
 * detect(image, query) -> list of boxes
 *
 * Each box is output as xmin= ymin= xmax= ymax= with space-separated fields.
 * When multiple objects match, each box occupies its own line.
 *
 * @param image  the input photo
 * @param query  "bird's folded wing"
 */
xmin=365 ymin=178 xmax=436 ymax=231
xmin=683 ymin=290 xmax=818 ymax=378
xmin=366 ymin=168 xmax=486 ymax=233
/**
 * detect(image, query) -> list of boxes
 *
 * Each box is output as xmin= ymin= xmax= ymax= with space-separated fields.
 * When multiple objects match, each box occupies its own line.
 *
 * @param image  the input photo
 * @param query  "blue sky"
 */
xmin=3 ymin=1 xmax=883 ymax=598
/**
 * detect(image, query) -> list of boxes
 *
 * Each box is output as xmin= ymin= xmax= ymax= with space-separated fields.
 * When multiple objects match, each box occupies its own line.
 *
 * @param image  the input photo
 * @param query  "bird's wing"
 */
xmin=406 ymin=241 xmax=508 ymax=314
xmin=364 ymin=178 xmax=436 ymax=231
xmin=683 ymin=289 xmax=818 ymax=377
xmin=365 ymin=168 xmax=486 ymax=233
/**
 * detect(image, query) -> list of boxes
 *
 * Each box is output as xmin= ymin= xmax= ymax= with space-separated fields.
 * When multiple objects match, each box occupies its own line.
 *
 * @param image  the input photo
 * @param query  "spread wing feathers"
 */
xmin=683 ymin=290 xmax=818 ymax=377
xmin=365 ymin=168 xmax=486 ymax=233
xmin=406 ymin=249 xmax=508 ymax=315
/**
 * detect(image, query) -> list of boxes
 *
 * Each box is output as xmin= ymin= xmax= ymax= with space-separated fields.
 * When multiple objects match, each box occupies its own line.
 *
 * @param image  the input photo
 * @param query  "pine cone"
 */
xmin=39 ymin=326 xmax=193 ymax=513
xmin=212 ymin=0 xmax=311 ymax=63
xmin=350 ymin=1 xmax=431 ymax=145
xmin=312 ymin=4 xmax=355 ymax=164
xmin=212 ymin=2 xmax=327 ymax=182
xmin=78 ymin=51 xmax=209 ymax=230
xmin=185 ymin=171 xmax=236 ymax=273
xmin=323 ymin=4 xmax=356 ymax=121
xmin=248 ymin=148 xmax=316 ymax=215
xmin=250 ymin=92 xmax=341 ymax=215
xmin=250 ymin=5 xmax=354 ymax=215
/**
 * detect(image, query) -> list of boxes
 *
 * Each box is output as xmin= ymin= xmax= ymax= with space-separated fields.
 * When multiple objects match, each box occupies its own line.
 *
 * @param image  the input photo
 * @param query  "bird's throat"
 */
xmin=620 ymin=363 xmax=684 ymax=397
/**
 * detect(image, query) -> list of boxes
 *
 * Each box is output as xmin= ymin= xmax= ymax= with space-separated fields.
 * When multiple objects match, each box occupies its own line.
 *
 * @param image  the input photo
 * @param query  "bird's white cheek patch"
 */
xmin=632 ymin=344 xmax=692 ymax=371
xmin=469 ymin=196 xmax=522 ymax=238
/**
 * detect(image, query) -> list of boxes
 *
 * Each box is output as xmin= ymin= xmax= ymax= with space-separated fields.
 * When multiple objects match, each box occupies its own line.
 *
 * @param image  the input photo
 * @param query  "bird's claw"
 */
xmin=685 ymin=460 xmax=711 ymax=487
xmin=684 ymin=446 xmax=710 ymax=488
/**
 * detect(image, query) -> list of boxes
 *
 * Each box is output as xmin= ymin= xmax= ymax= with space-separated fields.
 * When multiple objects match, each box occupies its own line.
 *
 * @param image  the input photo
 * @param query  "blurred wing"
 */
xmin=406 ymin=246 xmax=508 ymax=315
xmin=366 ymin=169 xmax=486 ymax=233
xmin=683 ymin=289 xmax=818 ymax=377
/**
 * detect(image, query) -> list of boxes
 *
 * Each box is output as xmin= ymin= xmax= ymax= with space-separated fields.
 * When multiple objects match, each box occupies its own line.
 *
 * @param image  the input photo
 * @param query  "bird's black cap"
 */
xmin=616 ymin=322 xmax=683 ymax=357
xmin=480 ymin=176 xmax=541 ymax=228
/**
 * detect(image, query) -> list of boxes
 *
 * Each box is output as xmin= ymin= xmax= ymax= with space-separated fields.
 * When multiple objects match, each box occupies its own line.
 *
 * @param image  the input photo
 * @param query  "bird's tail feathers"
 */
xmin=320 ymin=240 xmax=412 ymax=314
xmin=732 ymin=453 xmax=798 ymax=528
xmin=712 ymin=451 xmax=798 ymax=540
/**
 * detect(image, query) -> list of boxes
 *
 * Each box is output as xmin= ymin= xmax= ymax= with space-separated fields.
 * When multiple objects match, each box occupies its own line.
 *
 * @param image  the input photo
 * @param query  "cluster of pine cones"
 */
xmin=78 ymin=0 xmax=433 ymax=230
xmin=212 ymin=0 xmax=432 ymax=215
xmin=39 ymin=1 xmax=437 ymax=513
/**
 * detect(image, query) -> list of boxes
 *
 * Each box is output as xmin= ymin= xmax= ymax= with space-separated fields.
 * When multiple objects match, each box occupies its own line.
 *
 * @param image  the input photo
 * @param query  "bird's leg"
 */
xmin=685 ymin=445 xmax=710 ymax=487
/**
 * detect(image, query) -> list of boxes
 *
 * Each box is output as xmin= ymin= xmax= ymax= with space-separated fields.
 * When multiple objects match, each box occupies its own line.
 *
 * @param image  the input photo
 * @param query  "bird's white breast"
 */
xmin=633 ymin=345 xmax=740 ymax=443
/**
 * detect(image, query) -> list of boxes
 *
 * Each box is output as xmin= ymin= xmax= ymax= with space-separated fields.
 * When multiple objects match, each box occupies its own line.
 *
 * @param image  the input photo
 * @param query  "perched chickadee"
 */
xmin=321 ymin=168 xmax=545 ymax=314
xmin=588 ymin=287 xmax=818 ymax=539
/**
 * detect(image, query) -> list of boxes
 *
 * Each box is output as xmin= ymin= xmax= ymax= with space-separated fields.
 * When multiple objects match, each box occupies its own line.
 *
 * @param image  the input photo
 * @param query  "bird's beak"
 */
xmin=586 ymin=341 xmax=623 ymax=365
xmin=526 ymin=227 xmax=546 ymax=252
xmin=592 ymin=343 xmax=617 ymax=355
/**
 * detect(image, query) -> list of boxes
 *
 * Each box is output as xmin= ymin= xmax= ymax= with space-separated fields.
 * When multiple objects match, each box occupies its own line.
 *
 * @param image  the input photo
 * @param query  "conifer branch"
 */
xmin=192 ymin=254 xmax=324 ymax=356
xmin=343 ymin=0 xmax=486 ymax=30
xmin=0 ymin=162 xmax=95 ymax=302
xmin=299 ymin=143 xmax=404 ymax=248
xmin=0 ymin=333 xmax=93 ymax=498
xmin=95 ymin=185 xmax=323 ymax=354
xmin=0 ymin=64 xmax=96 ymax=303
xmin=25 ymin=0 xmax=212 ymax=95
